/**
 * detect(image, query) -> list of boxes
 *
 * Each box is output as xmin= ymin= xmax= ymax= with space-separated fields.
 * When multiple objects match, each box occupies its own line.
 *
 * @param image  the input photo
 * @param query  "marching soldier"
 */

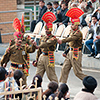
xmin=58 ymin=8 xmax=87 ymax=83
xmin=35 ymin=12 xmax=58 ymax=83
xmin=0 ymin=18 xmax=37 ymax=85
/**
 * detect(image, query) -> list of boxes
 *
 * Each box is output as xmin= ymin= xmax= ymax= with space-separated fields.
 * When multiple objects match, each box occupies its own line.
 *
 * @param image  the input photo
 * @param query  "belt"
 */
xmin=42 ymin=52 xmax=48 ymax=55
xmin=70 ymin=47 xmax=82 ymax=51
xmin=11 ymin=63 xmax=24 ymax=69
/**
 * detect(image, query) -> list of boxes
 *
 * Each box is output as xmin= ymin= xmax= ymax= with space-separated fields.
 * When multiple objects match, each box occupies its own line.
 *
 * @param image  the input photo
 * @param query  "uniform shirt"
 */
xmin=36 ymin=34 xmax=57 ymax=61
xmin=62 ymin=29 xmax=83 ymax=47
xmin=39 ymin=34 xmax=57 ymax=52
xmin=0 ymin=44 xmax=36 ymax=66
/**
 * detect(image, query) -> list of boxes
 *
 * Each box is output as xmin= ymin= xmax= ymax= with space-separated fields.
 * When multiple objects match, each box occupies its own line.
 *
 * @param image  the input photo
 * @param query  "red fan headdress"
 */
xmin=21 ymin=13 xmax=25 ymax=33
xmin=66 ymin=8 xmax=84 ymax=25
xmin=42 ymin=12 xmax=56 ymax=31
xmin=13 ymin=18 xmax=23 ymax=39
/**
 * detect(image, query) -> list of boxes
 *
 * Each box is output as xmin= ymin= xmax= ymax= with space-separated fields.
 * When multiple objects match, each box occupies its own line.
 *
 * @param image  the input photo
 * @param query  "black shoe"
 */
xmin=93 ymin=54 xmax=98 ymax=58
xmin=88 ymin=53 xmax=95 ymax=57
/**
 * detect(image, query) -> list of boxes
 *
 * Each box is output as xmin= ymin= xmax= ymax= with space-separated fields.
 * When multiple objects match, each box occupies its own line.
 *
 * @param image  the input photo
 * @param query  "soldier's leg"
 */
xmin=43 ymin=55 xmax=58 ymax=83
xmin=46 ymin=65 xmax=58 ymax=83
xmin=36 ymin=54 xmax=45 ymax=78
xmin=59 ymin=53 xmax=72 ymax=83
xmin=72 ymin=52 xmax=87 ymax=80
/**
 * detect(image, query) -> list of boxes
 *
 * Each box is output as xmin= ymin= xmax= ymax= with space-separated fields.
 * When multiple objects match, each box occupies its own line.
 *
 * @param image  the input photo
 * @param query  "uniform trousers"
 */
xmin=59 ymin=51 xmax=87 ymax=83
xmin=36 ymin=54 xmax=58 ymax=83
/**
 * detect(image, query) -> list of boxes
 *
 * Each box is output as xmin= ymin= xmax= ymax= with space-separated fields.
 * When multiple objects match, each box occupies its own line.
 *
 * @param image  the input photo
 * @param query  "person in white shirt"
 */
xmin=85 ymin=15 xmax=98 ymax=57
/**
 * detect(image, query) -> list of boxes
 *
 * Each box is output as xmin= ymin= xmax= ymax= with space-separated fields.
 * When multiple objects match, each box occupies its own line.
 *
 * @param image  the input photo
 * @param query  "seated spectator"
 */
xmin=53 ymin=1 xmax=61 ymax=18
xmin=42 ymin=81 xmax=58 ymax=100
xmin=48 ymin=83 xmax=69 ymax=100
xmin=93 ymin=19 xmax=100 ymax=58
xmin=74 ymin=76 xmax=98 ymax=100
xmin=30 ymin=0 xmax=47 ymax=32
xmin=54 ymin=1 xmax=69 ymax=27
xmin=0 ymin=67 xmax=18 ymax=99
xmin=47 ymin=2 xmax=53 ymax=12
xmin=93 ymin=6 xmax=100 ymax=21
xmin=31 ymin=74 xmax=42 ymax=88
xmin=61 ymin=0 xmax=70 ymax=7
xmin=14 ymin=70 xmax=24 ymax=100
xmin=85 ymin=15 xmax=98 ymax=58
xmin=28 ymin=75 xmax=43 ymax=100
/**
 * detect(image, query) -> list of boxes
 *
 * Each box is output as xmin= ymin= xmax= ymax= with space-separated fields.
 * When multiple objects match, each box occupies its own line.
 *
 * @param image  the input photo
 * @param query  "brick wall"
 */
xmin=0 ymin=0 xmax=17 ymax=43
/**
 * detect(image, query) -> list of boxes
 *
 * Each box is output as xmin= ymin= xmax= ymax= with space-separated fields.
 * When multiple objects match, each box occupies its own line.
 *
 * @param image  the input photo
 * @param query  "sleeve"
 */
xmin=36 ymin=48 xmax=42 ymax=61
xmin=26 ymin=44 xmax=36 ymax=53
xmin=62 ymin=31 xmax=82 ymax=43
xmin=39 ymin=37 xmax=57 ymax=48
xmin=0 ymin=48 xmax=11 ymax=66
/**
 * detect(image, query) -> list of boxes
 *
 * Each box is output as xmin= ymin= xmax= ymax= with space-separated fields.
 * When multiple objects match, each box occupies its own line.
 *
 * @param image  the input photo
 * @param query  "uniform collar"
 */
xmin=15 ymin=44 xmax=23 ymax=50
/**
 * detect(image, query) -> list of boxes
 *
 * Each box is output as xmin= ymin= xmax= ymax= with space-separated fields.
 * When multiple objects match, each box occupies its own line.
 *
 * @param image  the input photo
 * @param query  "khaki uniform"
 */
xmin=59 ymin=29 xmax=87 ymax=83
xmin=36 ymin=34 xmax=58 ymax=83
xmin=0 ymin=43 xmax=36 ymax=85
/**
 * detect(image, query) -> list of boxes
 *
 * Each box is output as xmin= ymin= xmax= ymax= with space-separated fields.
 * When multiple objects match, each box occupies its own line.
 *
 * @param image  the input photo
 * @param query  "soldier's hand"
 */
xmin=36 ymin=46 xmax=40 ymax=49
xmin=96 ymin=35 xmax=100 ymax=39
xmin=57 ymin=39 xmax=62 ymax=44
xmin=3 ymin=63 xmax=7 ymax=68
xmin=32 ymin=41 xmax=37 ymax=46
xmin=62 ymin=53 xmax=67 ymax=57
xmin=30 ymin=39 xmax=34 ymax=43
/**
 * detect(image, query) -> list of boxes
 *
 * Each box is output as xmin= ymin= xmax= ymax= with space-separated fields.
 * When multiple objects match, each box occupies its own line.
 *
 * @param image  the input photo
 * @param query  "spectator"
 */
xmin=14 ymin=70 xmax=24 ymax=86
xmin=61 ymin=0 xmax=70 ymax=7
xmin=55 ymin=83 xmax=69 ymax=100
xmin=14 ymin=70 xmax=24 ymax=100
xmin=31 ymin=74 xmax=42 ymax=88
xmin=93 ymin=19 xmax=100 ymax=58
xmin=0 ymin=67 xmax=18 ymax=99
xmin=42 ymin=81 xmax=58 ymax=100
xmin=85 ymin=15 xmax=98 ymax=57
xmin=30 ymin=0 xmax=47 ymax=32
xmin=53 ymin=1 xmax=61 ymax=18
xmin=54 ymin=1 xmax=69 ymax=27
xmin=74 ymin=76 xmax=98 ymax=100
xmin=93 ymin=6 xmax=100 ymax=21
xmin=47 ymin=2 xmax=53 ymax=12
xmin=26 ymin=75 xmax=43 ymax=100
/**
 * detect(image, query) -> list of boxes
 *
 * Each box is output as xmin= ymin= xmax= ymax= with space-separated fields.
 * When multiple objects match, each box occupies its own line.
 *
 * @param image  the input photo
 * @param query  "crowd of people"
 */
xmin=0 ymin=0 xmax=100 ymax=99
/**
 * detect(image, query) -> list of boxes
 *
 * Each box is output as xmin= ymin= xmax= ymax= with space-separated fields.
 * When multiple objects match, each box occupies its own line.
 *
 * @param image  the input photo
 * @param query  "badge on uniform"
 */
xmin=22 ymin=51 xmax=25 ymax=55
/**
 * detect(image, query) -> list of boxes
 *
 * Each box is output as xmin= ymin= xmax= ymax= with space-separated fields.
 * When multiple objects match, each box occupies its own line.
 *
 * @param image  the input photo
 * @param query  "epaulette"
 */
xmin=6 ymin=45 xmax=15 ymax=53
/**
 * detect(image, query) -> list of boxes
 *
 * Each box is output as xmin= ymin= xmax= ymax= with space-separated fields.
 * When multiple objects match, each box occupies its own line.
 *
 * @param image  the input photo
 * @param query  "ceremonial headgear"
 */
xmin=42 ymin=12 xmax=56 ymax=31
xmin=13 ymin=14 xmax=25 ymax=39
xmin=65 ymin=8 xmax=84 ymax=25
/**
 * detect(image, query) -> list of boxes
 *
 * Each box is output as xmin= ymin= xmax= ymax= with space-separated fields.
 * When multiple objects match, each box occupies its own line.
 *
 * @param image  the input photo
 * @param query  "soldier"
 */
xmin=0 ymin=18 xmax=37 ymax=85
xmin=35 ymin=12 xmax=58 ymax=83
xmin=58 ymin=8 xmax=87 ymax=83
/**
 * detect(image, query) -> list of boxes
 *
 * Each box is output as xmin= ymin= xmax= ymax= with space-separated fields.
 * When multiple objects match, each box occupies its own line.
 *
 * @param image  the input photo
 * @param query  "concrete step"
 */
xmin=0 ymin=43 xmax=100 ymax=70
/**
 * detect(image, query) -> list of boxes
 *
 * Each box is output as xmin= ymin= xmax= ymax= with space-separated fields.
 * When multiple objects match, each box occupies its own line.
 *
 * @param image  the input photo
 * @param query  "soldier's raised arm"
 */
xmin=62 ymin=30 xmax=82 ymax=43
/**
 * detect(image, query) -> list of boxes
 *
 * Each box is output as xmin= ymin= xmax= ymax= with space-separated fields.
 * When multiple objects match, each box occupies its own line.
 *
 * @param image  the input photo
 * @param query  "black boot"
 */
xmin=88 ymin=53 xmax=95 ymax=57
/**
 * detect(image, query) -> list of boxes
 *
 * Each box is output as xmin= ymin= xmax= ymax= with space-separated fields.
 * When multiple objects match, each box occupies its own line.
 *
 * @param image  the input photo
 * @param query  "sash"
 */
xmin=48 ymin=51 xmax=55 ymax=67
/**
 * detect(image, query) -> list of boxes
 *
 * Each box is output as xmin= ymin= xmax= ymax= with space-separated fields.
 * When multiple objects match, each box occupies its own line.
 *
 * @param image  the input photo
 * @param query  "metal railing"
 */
xmin=0 ymin=77 xmax=42 ymax=100
xmin=0 ymin=9 xmax=33 ymax=35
